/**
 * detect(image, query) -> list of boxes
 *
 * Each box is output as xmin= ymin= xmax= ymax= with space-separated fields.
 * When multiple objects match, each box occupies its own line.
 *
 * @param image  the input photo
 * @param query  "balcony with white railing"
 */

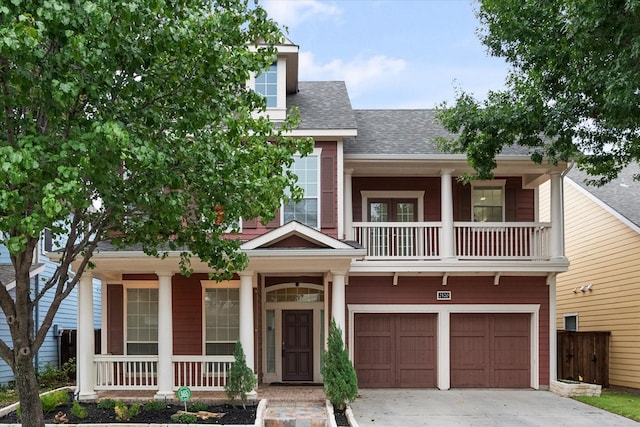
xmin=352 ymin=222 xmax=552 ymax=261
xmin=93 ymin=355 xmax=235 ymax=391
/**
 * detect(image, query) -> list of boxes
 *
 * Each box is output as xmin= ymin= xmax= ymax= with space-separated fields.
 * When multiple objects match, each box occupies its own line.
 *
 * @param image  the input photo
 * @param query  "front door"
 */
xmin=282 ymin=310 xmax=313 ymax=381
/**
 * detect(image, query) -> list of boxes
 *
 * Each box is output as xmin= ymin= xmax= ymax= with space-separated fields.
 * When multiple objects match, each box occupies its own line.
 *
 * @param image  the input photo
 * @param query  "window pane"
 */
xmin=369 ymin=202 xmax=388 ymax=222
xmin=205 ymin=288 xmax=240 ymax=356
xmin=126 ymin=288 xmax=159 ymax=355
xmin=473 ymin=187 xmax=503 ymax=222
xmin=283 ymin=199 xmax=318 ymax=228
xmin=255 ymin=62 xmax=277 ymax=108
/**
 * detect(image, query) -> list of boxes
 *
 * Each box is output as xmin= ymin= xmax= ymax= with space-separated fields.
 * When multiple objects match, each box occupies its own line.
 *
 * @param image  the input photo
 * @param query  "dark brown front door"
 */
xmin=282 ymin=310 xmax=313 ymax=381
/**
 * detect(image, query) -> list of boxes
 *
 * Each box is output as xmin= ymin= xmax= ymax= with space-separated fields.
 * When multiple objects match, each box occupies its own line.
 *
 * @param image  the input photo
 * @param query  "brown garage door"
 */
xmin=354 ymin=313 xmax=437 ymax=388
xmin=450 ymin=313 xmax=530 ymax=388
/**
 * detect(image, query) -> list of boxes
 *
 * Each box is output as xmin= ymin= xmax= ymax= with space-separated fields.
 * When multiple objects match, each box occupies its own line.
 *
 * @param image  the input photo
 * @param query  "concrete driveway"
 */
xmin=350 ymin=389 xmax=639 ymax=427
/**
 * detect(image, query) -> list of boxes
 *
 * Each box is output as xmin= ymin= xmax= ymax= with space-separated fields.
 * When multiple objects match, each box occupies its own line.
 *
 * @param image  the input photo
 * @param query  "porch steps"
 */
xmin=263 ymin=401 xmax=329 ymax=427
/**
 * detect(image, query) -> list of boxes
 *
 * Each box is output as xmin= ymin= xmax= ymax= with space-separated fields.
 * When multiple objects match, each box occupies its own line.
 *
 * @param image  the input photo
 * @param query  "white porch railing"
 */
xmin=352 ymin=222 xmax=551 ymax=260
xmin=94 ymin=355 xmax=158 ymax=390
xmin=173 ymin=356 xmax=235 ymax=390
xmin=93 ymin=355 xmax=235 ymax=391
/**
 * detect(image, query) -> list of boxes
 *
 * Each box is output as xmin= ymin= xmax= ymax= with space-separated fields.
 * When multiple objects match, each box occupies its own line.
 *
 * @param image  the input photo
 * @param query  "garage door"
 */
xmin=450 ymin=313 xmax=530 ymax=388
xmin=354 ymin=313 xmax=436 ymax=388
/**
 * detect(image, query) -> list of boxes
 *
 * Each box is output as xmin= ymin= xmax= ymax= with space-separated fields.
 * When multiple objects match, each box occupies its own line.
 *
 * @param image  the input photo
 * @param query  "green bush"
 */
xmin=321 ymin=319 xmax=358 ymax=411
xmin=114 ymin=401 xmax=140 ymax=421
xmin=40 ymin=389 xmax=71 ymax=413
xmin=225 ymin=341 xmax=257 ymax=408
xmin=187 ymin=401 xmax=208 ymax=412
xmin=71 ymin=400 xmax=88 ymax=419
xmin=97 ymin=399 xmax=116 ymax=409
xmin=37 ymin=364 xmax=69 ymax=389
xmin=143 ymin=400 xmax=167 ymax=411
xmin=171 ymin=413 xmax=198 ymax=423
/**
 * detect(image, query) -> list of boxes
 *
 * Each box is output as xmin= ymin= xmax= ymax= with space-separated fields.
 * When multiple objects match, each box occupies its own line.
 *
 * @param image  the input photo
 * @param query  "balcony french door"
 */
xmin=369 ymin=199 xmax=417 ymax=257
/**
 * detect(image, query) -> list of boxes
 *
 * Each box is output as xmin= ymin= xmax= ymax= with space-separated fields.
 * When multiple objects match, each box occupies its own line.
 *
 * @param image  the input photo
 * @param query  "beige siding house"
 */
xmin=541 ymin=164 xmax=640 ymax=389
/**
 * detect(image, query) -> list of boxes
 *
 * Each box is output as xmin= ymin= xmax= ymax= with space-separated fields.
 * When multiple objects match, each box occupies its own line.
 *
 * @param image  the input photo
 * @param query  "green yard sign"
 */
xmin=177 ymin=386 xmax=192 ymax=402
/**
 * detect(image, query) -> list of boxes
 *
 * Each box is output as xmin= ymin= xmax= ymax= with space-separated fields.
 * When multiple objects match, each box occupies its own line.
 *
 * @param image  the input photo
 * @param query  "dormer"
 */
xmin=249 ymin=37 xmax=299 ymax=121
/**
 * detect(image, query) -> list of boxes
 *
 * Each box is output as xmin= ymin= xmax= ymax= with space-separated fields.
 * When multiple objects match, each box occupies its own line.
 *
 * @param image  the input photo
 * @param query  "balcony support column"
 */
xmin=344 ymin=169 xmax=354 ymax=240
xmin=77 ymin=273 xmax=97 ymax=401
xmin=155 ymin=272 xmax=174 ymax=400
xmin=440 ymin=169 xmax=456 ymax=259
xmin=331 ymin=272 xmax=347 ymax=342
xmin=550 ymin=171 xmax=564 ymax=259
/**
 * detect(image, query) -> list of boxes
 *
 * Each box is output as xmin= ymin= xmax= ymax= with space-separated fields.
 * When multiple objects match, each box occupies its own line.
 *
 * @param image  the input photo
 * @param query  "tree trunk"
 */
xmin=14 ymin=350 xmax=45 ymax=426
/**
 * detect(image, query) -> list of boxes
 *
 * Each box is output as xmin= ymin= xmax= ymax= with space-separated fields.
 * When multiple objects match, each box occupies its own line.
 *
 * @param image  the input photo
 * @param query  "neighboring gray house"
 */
xmin=0 ymin=236 xmax=101 ymax=385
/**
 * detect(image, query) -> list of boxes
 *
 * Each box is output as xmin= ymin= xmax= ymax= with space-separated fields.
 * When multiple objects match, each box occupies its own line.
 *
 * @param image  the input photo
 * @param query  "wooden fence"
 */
xmin=557 ymin=330 xmax=610 ymax=387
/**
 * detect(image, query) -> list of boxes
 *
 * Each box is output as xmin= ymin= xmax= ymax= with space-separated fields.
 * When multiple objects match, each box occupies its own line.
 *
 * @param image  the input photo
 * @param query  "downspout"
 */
xmin=34 ymin=273 xmax=39 ymax=371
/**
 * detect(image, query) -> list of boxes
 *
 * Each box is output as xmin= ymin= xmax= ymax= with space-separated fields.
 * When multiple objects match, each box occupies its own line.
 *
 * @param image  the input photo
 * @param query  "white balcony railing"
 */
xmin=352 ymin=222 xmax=551 ymax=260
xmin=93 ymin=355 xmax=234 ymax=391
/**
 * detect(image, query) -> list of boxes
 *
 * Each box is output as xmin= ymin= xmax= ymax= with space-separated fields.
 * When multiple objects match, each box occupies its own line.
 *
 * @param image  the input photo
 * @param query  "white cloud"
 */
xmin=299 ymin=51 xmax=407 ymax=96
xmin=262 ymin=0 xmax=340 ymax=29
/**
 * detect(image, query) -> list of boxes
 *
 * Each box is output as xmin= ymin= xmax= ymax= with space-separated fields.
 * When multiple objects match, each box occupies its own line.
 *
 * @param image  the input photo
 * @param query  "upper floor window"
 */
xmin=255 ymin=62 xmax=277 ymax=108
xmin=283 ymin=153 xmax=320 ymax=228
xmin=472 ymin=182 xmax=505 ymax=222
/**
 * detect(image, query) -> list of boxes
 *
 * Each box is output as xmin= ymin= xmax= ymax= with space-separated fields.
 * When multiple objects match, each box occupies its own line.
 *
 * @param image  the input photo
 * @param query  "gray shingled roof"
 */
xmin=287 ymin=81 xmax=357 ymax=130
xmin=568 ymin=163 xmax=640 ymax=228
xmin=0 ymin=263 xmax=44 ymax=287
xmin=344 ymin=109 xmax=532 ymax=156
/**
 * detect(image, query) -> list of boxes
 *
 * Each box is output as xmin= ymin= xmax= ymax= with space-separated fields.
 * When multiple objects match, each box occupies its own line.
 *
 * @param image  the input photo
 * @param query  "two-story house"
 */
xmin=69 ymin=39 xmax=570 ymax=400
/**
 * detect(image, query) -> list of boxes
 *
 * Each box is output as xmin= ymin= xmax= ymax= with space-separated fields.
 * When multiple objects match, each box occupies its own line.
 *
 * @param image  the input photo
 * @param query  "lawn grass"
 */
xmin=575 ymin=390 xmax=640 ymax=422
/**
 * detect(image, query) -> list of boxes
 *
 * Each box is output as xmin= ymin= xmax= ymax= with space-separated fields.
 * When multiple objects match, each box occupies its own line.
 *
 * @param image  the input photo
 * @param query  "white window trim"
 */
xmin=563 ymin=313 xmax=578 ymax=331
xmin=201 ymin=280 xmax=241 ymax=356
xmin=360 ymin=191 xmax=425 ymax=222
xmin=471 ymin=180 xmax=506 ymax=222
xmin=281 ymin=148 xmax=322 ymax=229
xmin=249 ymin=57 xmax=286 ymax=121
xmin=123 ymin=282 xmax=160 ymax=356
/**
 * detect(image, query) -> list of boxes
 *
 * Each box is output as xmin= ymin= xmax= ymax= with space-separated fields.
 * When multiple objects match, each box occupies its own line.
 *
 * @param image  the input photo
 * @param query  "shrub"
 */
xmin=97 ymin=399 xmax=116 ymax=409
xmin=321 ymin=319 xmax=358 ymax=411
xmin=225 ymin=341 xmax=257 ymax=408
xmin=143 ymin=400 xmax=167 ymax=411
xmin=71 ymin=400 xmax=88 ymax=419
xmin=171 ymin=413 xmax=198 ymax=423
xmin=37 ymin=364 xmax=69 ymax=389
xmin=40 ymin=389 xmax=71 ymax=413
xmin=114 ymin=401 xmax=140 ymax=421
xmin=187 ymin=401 xmax=208 ymax=412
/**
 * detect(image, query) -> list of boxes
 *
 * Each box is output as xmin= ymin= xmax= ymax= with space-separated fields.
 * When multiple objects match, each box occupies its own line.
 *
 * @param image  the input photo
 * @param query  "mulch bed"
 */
xmin=0 ymin=402 xmax=257 ymax=425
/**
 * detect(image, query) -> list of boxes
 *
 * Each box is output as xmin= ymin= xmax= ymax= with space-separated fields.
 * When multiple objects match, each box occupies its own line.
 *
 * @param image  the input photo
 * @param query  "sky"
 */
xmin=261 ymin=0 xmax=511 ymax=109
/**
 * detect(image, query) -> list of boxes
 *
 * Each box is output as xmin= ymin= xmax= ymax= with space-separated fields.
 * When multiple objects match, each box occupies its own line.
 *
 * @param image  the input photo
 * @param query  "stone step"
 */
xmin=263 ymin=401 xmax=328 ymax=427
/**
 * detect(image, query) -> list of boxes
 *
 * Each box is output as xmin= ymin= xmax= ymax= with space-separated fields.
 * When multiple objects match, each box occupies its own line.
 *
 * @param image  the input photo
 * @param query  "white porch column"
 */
xmin=239 ymin=273 xmax=255 ymax=372
xmin=331 ymin=272 xmax=347 ymax=342
xmin=155 ymin=272 xmax=174 ymax=399
xmin=437 ymin=311 xmax=450 ymax=390
xmin=440 ymin=169 xmax=455 ymax=259
xmin=344 ymin=169 xmax=354 ymax=240
xmin=77 ymin=273 xmax=97 ymax=401
xmin=549 ymin=274 xmax=558 ymax=384
xmin=550 ymin=172 xmax=564 ymax=259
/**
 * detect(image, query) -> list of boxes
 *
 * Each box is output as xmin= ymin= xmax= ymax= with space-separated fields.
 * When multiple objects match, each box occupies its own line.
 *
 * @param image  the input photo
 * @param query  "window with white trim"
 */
xmin=283 ymin=154 xmax=320 ymax=228
xmin=564 ymin=314 xmax=578 ymax=331
xmin=472 ymin=182 xmax=505 ymax=222
xmin=255 ymin=62 xmax=277 ymax=108
xmin=126 ymin=288 xmax=159 ymax=355
xmin=205 ymin=287 xmax=240 ymax=355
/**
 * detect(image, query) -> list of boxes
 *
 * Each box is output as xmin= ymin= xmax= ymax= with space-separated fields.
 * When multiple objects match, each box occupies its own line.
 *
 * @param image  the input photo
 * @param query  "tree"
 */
xmin=436 ymin=0 xmax=640 ymax=185
xmin=225 ymin=341 xmax=257 ymax=408
xmin=321 ymin=319 xmax=358 ymax=411
xmin=0 ymin=1 xmax=311 ymax=425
